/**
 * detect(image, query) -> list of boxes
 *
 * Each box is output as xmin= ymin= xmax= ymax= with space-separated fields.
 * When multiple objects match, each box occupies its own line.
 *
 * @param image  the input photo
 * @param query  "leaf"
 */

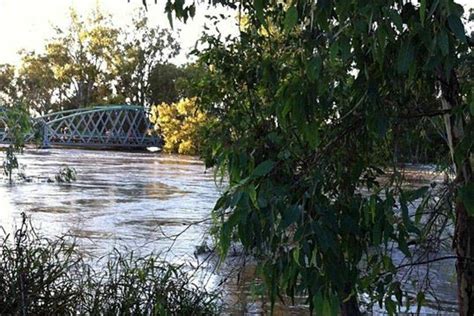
xmin=447 ymin=15 xmax=466 ymax=43
xmin=438 ymin=29 xmax=449 ymax=56
xmin=282 ymin=205 xmax=301 ymax=228
xmin=246 ymin=184 xmax=258 ymax=208
xmin=388 ymin=10 xmax=403 ymax=31
xmin=405 ymin=186 xmax=429 ymax=202
xmin=427 ymin=0 xmax=439 ymax=18
xmin=292 ymin=247 xmax=300 ymax=265
xmin=252 ymin=160 xmax=275 ymax=177
xmin=470 ymin=100 xmax=474 ymax=116
xmin=459 ymin=183 xmax=474 ymax=216
xmin=302 ymin=121 xmax=320 ymax=149
xmin=189 ymin=4 xmax=196 ymax=18
xmin=397 ymin=41 xmax=415 ymax=74
xmin=307 ymin=55 xmax=322 ymax=81
xmin=398 ymin=230 xmax=411 ymax=257
xmin=284 ymin=6 xmax=298 ymax=32
xmin=254 ymin=0 xmax=265 ymax=24
xmin=416 ymin=291 xmax=425 ymax=314
xmin=420 ymin=0 xmax=426 ymax=26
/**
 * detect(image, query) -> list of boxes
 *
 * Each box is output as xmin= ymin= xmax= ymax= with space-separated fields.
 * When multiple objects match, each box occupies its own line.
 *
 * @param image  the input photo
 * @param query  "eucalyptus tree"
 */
xmin=161 ymin=0 xmax=473 ymax=314
xmin=16 ymin=53 xmax=57 ymax=116
xmin=45 ymin=8 xmax=119 ymax=109
xmin=0 ymin=64 xmax=17 ymax=105
xmin=111 ymin=12 xmax=180 ymax=106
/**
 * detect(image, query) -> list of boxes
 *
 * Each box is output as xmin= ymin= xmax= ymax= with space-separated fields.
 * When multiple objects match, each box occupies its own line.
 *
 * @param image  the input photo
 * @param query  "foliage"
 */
xmin=55 ymin=166 xmax=77 ymax=183
xmin=163 ymin=0 xmax=473 ymax=314
xmin=0 ymin=64 xmax=17 ymax=105
xmin=111 ymin=11 xmax=180 ymax=106
xmin=150 ymin=98 xmax=210 ymax=155
xmin=0 ymin=8 xmax=180 ymax=114
xmin=149 ymin=62 xmax=206 ymax=105
xmin=149 ymin=62 xmax=184 ymax=105
xmin=0 ymin=214 xmax=220 ymax=315
xmin=2 ymin=105 xmax=31 ymax=184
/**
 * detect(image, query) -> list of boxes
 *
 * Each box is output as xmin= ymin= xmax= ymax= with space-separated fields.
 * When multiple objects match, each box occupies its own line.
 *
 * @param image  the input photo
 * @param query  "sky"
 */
xmin=0 ymin=0 xmax=237 ymax=65
xmin=0 ymin=0 xmax=472 ymax=66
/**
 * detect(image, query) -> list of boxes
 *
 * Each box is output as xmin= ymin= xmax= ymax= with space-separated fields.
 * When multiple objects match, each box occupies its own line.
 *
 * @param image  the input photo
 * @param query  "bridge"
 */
xmin=0 ymin=105 xmax=160 ymax=149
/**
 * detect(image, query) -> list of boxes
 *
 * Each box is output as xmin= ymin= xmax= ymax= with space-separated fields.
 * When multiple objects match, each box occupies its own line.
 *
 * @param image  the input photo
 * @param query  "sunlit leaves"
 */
xmin=151 ymin=98 xmax=209 ymax=155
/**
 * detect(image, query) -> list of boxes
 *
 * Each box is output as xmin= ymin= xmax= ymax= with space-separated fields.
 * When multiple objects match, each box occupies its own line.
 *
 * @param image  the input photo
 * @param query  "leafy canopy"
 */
xmin=163 ymin=0 xmax=472 ymax=314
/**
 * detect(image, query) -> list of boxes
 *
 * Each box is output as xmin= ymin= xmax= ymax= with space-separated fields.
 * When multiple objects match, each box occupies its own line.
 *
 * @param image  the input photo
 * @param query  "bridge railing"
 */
xmin=1 ymin=105 xmax=161 ymax=149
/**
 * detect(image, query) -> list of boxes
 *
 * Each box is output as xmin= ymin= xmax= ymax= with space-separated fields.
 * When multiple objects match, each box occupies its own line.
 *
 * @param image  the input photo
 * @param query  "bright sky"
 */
xmin=0 ymin=0 xmax=472 ymax=66
xmin=0 ymin=0 xmax=237 ymax=65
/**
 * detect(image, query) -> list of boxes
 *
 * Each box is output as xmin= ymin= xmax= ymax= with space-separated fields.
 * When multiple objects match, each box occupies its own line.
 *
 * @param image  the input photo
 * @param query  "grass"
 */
xmin=0 ymin=213 xmax=220 ymax=315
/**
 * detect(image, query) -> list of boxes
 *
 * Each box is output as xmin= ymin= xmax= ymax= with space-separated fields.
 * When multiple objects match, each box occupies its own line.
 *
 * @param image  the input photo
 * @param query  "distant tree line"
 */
xmin=0 ymin=8 xmax=196 ymax=115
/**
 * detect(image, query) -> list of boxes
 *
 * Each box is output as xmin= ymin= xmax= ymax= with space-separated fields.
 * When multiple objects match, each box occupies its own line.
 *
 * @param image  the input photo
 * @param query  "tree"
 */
xmin=0 ymin=7 xmax=181 ymax=114
xmin=0 ymin=64 xmax=17 ymax=105
xmin=163 ymin=0 xmax=473 ymax=314
xmin=150 ymin=97 xmax=209 ymax=155
xmin=16 ymin=53 xmax=57 ymax=116
xmin=149 ymin=62 xmax=183 ymax=105
xmin=112 ymin=12 xmax=180 ymax=106
xmin=45 ymin=8 xmax=119 ymax=109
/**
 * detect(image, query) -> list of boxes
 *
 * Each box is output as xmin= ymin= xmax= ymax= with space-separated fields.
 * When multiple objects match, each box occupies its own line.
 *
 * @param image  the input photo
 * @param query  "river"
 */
xmin=0 ymin=148 xmax=459 ymax=315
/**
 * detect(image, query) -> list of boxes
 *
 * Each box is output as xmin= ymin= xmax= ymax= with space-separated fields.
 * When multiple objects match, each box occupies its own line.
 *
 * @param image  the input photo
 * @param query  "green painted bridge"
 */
xmin=0 ymin=105 xmax=160 ymax=149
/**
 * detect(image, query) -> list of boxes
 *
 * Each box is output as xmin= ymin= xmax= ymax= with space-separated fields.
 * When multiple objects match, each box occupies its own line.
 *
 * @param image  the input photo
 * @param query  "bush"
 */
xmin=0 ymin=214 xmax=220 ymax=315
xmin=150 ymin=98 xmax=209 ymax=155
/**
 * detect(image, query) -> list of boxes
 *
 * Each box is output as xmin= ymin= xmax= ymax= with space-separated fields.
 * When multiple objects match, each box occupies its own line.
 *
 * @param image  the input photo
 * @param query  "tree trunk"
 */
xmin=341 ymin=290 xmax=361 ymax=316
xmin=455 ymin=200 xmax=474 ymax=315
xmin=441 ymin=71 xmax=474 ymax=316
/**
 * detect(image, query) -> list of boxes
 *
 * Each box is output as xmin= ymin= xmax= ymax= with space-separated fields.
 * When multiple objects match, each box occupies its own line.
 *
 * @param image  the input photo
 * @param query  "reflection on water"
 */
xmin=0 ymin=150 xmax=459 ymax=314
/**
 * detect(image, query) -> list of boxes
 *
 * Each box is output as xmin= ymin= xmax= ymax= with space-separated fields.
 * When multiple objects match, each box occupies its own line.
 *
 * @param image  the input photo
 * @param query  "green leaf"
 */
xmin=307 ymin=55 xmax=322 ymax=82
xmin=282 ymin=205 xmax=301 ymax=228
xmin=246 ymin=184 xmax=258 ymax=208
xmin=416 ymin=291 xmax=425 ymax=314
xmin=397 ymin=41 xmax=415 ymax=74
xmin=388 ymin=10 xmax=403 ymax=31
xmin=470 ymin=100 xmax=474 ymax=116
xmin=405 ymin=186 xmax=429 ymax=202
xmin=252 ymin=160 xmax=275 ymax=177
xmin=459 ymin=183 xmax=474 ymax=216
xmin=438 ymin=29 xmax=449 ymax=56
xmin=284 ymin=6 xmax=298 ymax=32
xmin=420 ymin=0 xmax=426 ymax=26
xmin=427 ymin=0 xmax=439 ymax=18
xmin=302 ymin=121 xmax=320 ymax=149
xmin=447 ymin=15 xmax=466 ymax=43
xmin=292 ymin=247 xmax=300 ymax=265
xmin=254 ymin=0 xmax=265 ymax=24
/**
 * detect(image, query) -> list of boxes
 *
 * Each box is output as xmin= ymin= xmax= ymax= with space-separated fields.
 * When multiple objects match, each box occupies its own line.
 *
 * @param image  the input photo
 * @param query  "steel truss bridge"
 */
xmin=0 ymin=105 xmax=160 ymax=149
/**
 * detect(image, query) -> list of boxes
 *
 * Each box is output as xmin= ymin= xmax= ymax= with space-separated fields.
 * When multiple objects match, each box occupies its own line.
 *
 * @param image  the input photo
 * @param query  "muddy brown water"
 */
xmin=0 ymin=149 xmax=458 ymax=315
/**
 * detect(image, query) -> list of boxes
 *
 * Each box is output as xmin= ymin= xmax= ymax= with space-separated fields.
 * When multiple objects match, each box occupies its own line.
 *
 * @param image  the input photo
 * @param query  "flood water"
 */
xmin=0 ymin=148 xmax=220 ymax=261
xmin=0 ymin=148 xmax=459 ymax=315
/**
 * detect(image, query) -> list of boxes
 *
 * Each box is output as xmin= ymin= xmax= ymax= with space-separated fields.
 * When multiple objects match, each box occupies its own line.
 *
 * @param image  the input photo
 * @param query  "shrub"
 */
xmin=150 ymin=98 xmax=209 ymax=155
xmin=0 ymin=214 xmax=220 ymax=315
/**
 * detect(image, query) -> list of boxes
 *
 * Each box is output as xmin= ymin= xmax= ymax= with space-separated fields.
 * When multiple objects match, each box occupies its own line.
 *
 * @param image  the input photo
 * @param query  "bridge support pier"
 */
xmin=40 ymin=123 xmax=51 ymax=149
